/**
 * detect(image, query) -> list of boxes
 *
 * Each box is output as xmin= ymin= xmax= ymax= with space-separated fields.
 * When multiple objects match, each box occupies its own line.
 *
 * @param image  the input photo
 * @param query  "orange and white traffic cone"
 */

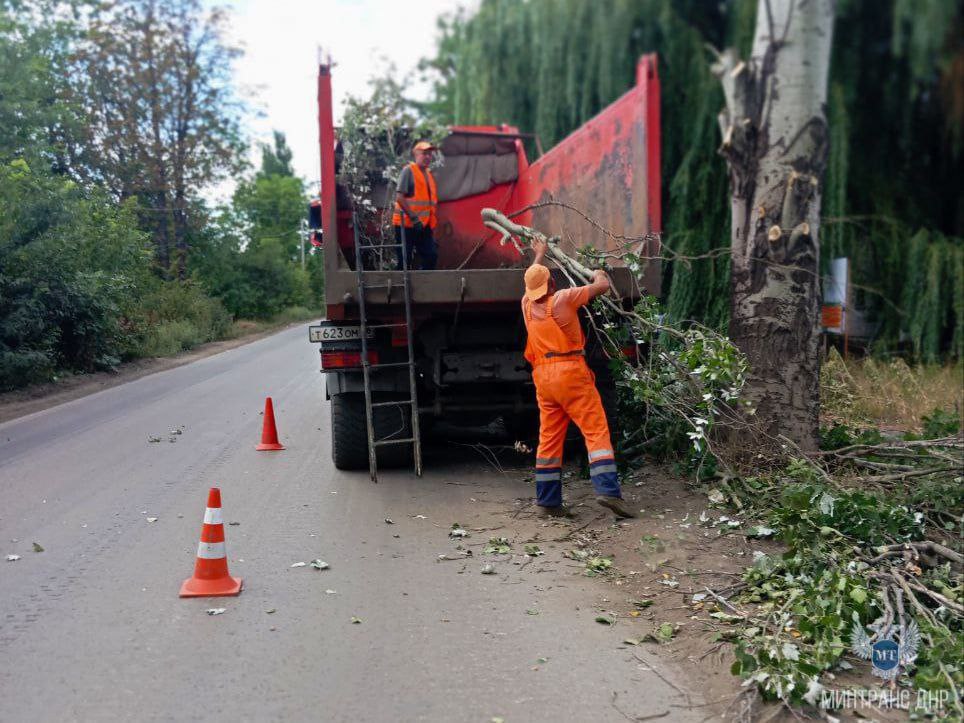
xmin=180 ymin=487 xmax=242 ymax=598
xmin=256 ymin=396 xmax=285 ymax=451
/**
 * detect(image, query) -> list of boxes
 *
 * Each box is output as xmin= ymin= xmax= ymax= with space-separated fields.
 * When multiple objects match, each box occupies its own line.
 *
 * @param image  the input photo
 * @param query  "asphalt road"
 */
xmin=0 ymin=325 xmax=700 ymax=723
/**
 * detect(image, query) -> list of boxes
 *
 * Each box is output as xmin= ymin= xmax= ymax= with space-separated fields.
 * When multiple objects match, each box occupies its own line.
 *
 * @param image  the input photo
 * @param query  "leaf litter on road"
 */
xmin=309 ymin=559 xmax=330 ymax=570
xmin=483 ymin=536 xmax=511 ymax=554
xmin=32 ymin=542 xmax=44 ymax=552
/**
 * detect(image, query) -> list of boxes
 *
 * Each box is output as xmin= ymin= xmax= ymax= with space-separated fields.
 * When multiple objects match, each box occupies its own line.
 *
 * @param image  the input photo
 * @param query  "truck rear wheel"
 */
xmin=331 ymin=392 xmax=413 ymax=470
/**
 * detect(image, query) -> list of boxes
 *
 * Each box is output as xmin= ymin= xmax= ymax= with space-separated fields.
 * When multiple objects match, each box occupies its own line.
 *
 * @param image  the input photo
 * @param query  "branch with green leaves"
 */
xmin=481 ymin=207 xmax=752 ymax=469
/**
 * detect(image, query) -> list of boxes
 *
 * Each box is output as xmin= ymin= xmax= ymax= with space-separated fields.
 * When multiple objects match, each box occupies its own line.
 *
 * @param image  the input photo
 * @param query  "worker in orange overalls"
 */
xmin=392 ymin=140 xmax=438 ymax=270
xmin=522 ymin=237 xmax=635 ymax=519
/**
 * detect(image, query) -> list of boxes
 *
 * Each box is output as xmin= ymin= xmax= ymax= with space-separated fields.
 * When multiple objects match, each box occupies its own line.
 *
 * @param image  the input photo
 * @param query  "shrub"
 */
xmin=138 ymin=320 xmax=205 ymax=357
xmin=0 ymin=161 xmax=150 ymax=389
xmin=123 ymin=280 xmax=232 ymax=359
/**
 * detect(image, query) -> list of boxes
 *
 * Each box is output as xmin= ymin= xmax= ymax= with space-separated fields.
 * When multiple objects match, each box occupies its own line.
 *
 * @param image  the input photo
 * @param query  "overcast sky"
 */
xmin=221 ymin=0 xmax=472 ymax=195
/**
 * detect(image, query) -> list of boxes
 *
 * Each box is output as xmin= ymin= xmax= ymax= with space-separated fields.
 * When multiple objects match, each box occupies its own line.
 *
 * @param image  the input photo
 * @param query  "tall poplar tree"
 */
xmin=713 ymin=0 xmax=835 ymax=450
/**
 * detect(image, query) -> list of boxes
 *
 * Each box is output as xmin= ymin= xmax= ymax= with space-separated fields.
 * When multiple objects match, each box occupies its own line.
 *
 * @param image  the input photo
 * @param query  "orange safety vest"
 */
xmin=392 ymin=162 xmax=438 ymax=229
xmin=522 ymin=295 xmax=586 ymax=367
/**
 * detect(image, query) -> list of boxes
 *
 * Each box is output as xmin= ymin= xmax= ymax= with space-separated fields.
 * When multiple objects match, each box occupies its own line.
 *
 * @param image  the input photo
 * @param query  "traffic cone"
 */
xmin=180 ymin=487 xmax=242 ymax=598
xmin=256 ymin=396 xmax=285 ymax=451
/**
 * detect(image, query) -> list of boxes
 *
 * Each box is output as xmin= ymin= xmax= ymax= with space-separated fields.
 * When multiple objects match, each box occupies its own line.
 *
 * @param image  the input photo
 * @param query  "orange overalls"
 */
xmin=523 ymin=295 xmax=622 ymax=507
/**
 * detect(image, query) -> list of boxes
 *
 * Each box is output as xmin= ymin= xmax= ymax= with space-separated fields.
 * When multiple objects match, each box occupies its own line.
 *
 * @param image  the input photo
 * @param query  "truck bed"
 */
xmin=317 ymin=56 xmax=662 ymax=319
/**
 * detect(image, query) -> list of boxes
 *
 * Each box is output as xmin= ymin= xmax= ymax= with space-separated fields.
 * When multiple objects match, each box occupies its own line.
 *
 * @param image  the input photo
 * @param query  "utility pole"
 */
xmin=300 ymin=219 xmax=307 ymax=269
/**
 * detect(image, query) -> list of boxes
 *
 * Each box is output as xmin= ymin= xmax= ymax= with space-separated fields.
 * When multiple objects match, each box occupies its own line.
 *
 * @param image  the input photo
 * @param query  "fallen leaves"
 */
xmin=32 ymin=542 xmax=44 ymax=552
xmin=483 ymin=536 xmax=512 ymax=554
xmin=653 ymin=622 xmax=677 ymax=642
xmin=309 ymin=559 xmax=330 ymax=570
xmin=585 ymin=557 xmax=613 ymax=575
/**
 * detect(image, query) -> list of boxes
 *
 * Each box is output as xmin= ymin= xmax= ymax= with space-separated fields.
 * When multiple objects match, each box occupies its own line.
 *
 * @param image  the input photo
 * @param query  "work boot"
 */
xmin=538 ymin=505 xmax=573 ymax=519
xmin=595 ymin=496 xmax=637 ymax=519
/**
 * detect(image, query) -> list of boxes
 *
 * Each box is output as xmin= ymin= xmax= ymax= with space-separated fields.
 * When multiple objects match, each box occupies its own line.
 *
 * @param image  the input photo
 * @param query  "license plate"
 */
xmin=309 ymin=324 xmax=375 ymax=343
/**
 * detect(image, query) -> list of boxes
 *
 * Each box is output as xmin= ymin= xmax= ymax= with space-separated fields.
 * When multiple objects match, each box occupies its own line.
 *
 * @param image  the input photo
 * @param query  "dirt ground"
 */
xmin=0 ymin=320 xmax=311 ymax=424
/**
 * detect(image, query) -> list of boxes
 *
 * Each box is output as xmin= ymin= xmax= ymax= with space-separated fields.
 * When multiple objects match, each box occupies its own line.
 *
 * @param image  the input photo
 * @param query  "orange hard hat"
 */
xmin=524 ymin=264 xmax=550 ymax=301
xmin=413 ymin=140 xmax=437 ymax=152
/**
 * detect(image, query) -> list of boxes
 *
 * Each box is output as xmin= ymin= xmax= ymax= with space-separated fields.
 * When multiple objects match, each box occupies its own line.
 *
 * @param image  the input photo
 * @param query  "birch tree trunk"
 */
xmin=713 ymin=0 xmax=835 ymax=451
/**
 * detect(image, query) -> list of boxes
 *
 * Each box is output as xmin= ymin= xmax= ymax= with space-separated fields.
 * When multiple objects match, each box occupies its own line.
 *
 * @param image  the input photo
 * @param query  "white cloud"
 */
xmin=219 ymin=0 xmax=471 ymax=196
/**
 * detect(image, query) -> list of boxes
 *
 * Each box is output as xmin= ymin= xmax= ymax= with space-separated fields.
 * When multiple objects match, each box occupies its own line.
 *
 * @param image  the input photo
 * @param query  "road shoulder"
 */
xmin=0 ymin=320 xmax=315 ymax=424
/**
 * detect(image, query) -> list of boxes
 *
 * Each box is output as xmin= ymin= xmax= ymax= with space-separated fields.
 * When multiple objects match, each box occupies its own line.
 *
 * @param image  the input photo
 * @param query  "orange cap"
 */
xmin=413 ymin=140 xmax=436 ymax=152
xmin=524 ymin=264 xmax=550 ymax=301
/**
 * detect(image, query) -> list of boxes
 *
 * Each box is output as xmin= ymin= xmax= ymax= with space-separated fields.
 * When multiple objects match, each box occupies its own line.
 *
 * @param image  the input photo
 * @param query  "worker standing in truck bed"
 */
xmin=392 ymin=140 xmax=439 ymax=270
xmin=522 ymin=238 xmax=636 ymax=519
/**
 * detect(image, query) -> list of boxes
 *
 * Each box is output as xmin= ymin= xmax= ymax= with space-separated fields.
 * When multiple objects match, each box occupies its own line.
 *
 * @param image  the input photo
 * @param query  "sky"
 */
xmin=221 ymin=0 xmax=472 ymax=195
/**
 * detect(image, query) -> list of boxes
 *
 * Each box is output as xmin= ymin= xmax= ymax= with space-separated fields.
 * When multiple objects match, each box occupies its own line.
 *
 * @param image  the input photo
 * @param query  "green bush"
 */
xmin=139 ymin=320 xmax=205 ymax=357
xmin=0 ymin=161 xmax=151 ymax=389
xmin=124 ymin=281 xmax=232 ymax=359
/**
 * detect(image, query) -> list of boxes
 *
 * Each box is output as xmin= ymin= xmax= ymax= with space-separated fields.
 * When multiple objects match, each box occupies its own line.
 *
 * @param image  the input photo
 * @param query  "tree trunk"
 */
xmin=713 ymin=0 xmax=835 ymax=451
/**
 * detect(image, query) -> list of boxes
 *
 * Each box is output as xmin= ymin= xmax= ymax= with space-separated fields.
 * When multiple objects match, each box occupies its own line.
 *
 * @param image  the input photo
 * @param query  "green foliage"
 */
xmin=259 ymin=130 xmax=295 ymax=177
xmin=921 ymin=407 xmax=961 ymax=437
xmin=603 ymin=292 xmax=748 ymax=473
xmin=426 ymin=0 xmax=964 ymax=356
xmin=819 ymin=423 xmax=884 ymax=451
xmin=772 ymin=479 xmax=922 ymax=547
xmin=724 ymin=455 xmax=960 ymax=708
xmin=190 ymin=130 xmax=321 ymax=319
xmin=0 ymin=159 xmax=151 ymax=389
xmin=0 ymin=5 xmax=313 ymax=390
xmin=127 ymin=281 xmax=231 ymax=357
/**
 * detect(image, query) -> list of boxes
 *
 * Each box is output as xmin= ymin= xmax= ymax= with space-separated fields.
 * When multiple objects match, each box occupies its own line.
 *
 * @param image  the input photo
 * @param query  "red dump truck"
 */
xmin=310 ymin=57 xmax=662 ymax=472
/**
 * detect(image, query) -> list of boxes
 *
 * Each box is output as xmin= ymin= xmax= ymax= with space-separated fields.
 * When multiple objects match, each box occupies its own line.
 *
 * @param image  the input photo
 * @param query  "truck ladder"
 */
xmin=352 ymin=213 xmax=423 ymax=482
